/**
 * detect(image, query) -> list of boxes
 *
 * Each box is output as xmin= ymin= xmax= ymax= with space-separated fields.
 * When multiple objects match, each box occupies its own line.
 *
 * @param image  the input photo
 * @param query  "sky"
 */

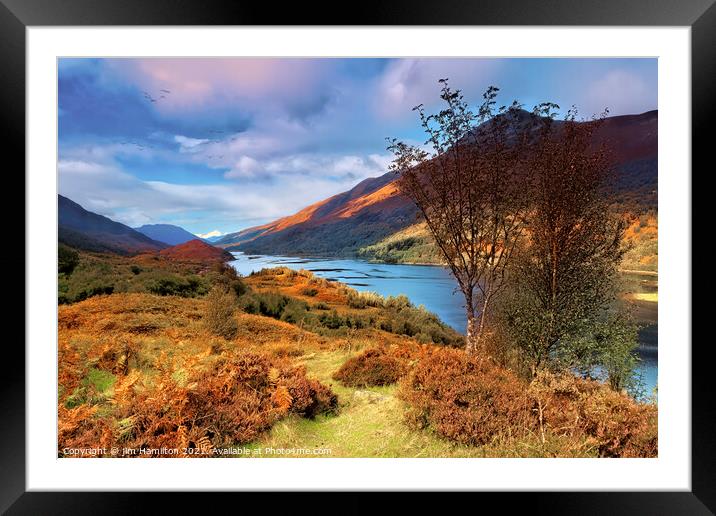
xmin=58 ymin=58 xmax=657 ymax=236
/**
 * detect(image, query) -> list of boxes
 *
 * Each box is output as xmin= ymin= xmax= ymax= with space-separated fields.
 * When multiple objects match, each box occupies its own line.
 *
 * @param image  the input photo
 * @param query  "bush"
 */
xmin=319 ymin=309 xmax=345 ymax=329
xmin=148 ymin=274 xmax=205 ymax=297
xmin=399 ymin=348 xmax=658 ymax=456
xmin=212 ymin=263 xmax=248 ymax=297
xmin=301 ymin=287 xmax=319 ymax=297
xmin=203 ymin=286 xmax=239 ymax=339
xmin=333 ymin=348 xmax=409 ymax=387
xmin=240 ymin=292 xmax=290 ymax=318
xmin=400 ymin=348 xmax=535 ymax=446
xmin=346 ymin=290 xmax=384 ymax=309
xmin=530 ymin=372 xmax=658 ymax=458
xmin=280 ymin=299 xmax=314 ymax=325
xmin=70 ymin=283 xmax=115 ymax=303
xmin=281 ymin=365 xmax=339 ymax=418
xmin=59 ymin=352 xmax=338 ymax=456
xmin=58 ymin=244 xmax=80 ymax=275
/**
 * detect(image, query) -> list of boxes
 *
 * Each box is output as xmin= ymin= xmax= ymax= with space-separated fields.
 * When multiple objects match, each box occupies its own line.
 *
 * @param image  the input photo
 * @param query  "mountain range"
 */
xmin=135 ymin=224 xmax=202 ymax=246
xmin=216 ymin=110 xmax=657 ymax=258
xmin=58 ymin=196 xmax=231 ymax=262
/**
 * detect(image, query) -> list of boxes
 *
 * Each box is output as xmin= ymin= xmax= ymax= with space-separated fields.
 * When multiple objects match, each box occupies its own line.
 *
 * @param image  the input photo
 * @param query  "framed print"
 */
xmin=3 ymin=0 xmax=712 ymax=512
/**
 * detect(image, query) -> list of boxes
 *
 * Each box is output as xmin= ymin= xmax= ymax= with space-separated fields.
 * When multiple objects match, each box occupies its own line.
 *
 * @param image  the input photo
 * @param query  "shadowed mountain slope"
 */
xmin=220 ymin=110 xmax=657 ymax=258
xmin=58 ymin=195 xmax=167 ymax=255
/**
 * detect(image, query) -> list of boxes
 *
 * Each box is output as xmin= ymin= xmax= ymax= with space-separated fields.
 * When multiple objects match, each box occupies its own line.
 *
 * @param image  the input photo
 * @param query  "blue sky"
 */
xmin=58 ymin=58 xmax=657 ymax=236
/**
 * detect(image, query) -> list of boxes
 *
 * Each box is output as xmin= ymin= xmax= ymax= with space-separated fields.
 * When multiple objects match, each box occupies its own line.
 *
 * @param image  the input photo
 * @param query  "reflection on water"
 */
xmin=228 ymin=252 xmax=657 ymax=396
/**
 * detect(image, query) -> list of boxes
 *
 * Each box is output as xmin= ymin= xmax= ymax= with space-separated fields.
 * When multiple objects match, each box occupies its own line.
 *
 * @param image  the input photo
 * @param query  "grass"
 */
xmin=58 ymin=264 xmax=646 ymax=458
xmin=244 ymin=349 xmax=597 ymax=458
xmin=630 ymin=292 xmax=658 ymax=303
xmin=243 ymin=349 xmax=488 ymax=457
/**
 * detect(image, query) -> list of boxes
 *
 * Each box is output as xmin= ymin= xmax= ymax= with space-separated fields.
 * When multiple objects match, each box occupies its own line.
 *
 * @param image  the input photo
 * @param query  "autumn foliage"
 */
xmin=400 ymin=348 xmax=536 ymax=446
xmin=58 ymin=292 xmax=338 ymax=458
xmin=397 ymin=347 xmax=657 ymax=457
xmin=332 ymin=347 xmax=410 ymax=387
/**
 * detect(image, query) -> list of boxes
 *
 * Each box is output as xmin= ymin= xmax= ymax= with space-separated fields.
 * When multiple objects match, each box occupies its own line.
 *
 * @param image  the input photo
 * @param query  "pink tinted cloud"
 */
xmin=108 ymin=58 xmax=332 ymax=113
xmin=373 ymin=58 xmax=502 ymax=119
xmin=585 ymin=69 xmax=655 ymax=116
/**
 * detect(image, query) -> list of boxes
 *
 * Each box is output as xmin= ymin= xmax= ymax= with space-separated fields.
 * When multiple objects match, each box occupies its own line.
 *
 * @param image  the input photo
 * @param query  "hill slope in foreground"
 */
xmin=58 ymin=266 xmax=656 ymax=458
xmin=218 ymin=110 xmax=657 ymax=267
xmin=157 ymin=239 xmax=235 ymax=262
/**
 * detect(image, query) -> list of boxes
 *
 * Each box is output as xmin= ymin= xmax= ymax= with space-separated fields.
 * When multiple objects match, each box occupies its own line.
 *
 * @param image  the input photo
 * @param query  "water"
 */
xmin=228 ymin=252 xmax=657 ymax=396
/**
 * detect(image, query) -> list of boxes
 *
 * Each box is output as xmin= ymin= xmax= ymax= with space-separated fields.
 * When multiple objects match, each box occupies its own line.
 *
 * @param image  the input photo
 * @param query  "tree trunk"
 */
xmin=466 ymin=293 xmax=491 ymax=355
xmin=465 ymin=312 xmax=479 ymax=355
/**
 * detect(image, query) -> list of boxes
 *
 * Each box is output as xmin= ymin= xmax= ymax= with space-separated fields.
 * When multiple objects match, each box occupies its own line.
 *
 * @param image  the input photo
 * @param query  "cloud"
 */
xmin=224 ymin=156 xmax=261 ymax=179
xmin=585 ymin=69 xmax=656 ymax=117
xmin=223 ymin=152 xmax=391 ymax=183
xmin=373 ymin=59 xmax=501 ymax=119
xmin=57 ymin=153 xmax=391 ymax=233
xmin=58 ymin=57 xmax=657 ymax=234
xmin=175 ymin=135 xmax=210 ymax=151
xmin=107 ymin=58 xmax=341 ymax=121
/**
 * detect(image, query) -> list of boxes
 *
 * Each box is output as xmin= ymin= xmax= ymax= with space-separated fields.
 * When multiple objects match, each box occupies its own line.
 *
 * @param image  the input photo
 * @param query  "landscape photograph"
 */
xmin=57 ymin=57 xmax=658 ymax=458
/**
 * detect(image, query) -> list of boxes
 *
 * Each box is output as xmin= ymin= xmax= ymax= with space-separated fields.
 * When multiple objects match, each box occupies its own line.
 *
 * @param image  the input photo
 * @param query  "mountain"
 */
xmin=135 ymin=224 xmax=201 ymax=246
xmin=158 ymin=239 xmax=235 ymax=262
xmin=58 ymin=195 xmax=167 ymax=255
xmin=216 ymin=173 xmax=417 ymax=256
xmin=219 ymin=110 xmax=658 ymax=258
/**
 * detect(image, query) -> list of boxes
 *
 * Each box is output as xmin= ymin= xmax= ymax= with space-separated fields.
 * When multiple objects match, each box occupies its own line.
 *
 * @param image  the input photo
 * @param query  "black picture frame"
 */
xmin=2 ymin=0 xmax=711 ymax=513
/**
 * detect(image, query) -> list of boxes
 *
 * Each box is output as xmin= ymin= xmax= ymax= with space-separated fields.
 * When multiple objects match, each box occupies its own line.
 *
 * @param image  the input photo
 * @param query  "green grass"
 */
xmin=86 ymin=367 xmax=116 ymax=393
xmin=64 ymin=368 xmax=117 ymax=409
xmin=357 ymin=223 xmax=443 ymax=265
xmin=243 ymin=350 xmax=556 ymax=458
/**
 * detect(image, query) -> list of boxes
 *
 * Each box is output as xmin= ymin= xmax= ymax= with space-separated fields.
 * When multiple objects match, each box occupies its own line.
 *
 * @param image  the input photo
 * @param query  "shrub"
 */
xmin=281 ymin=364 xmax=339 ymax=418
xmin=378 ymin=305 xmax=461 ymax=346
xmin=399 ymin=348 xmax=536 ymax=446
xmin=319 ymin=309 xmax=345 ymax=329
xmin=147 ymin=274 xmax=205 ymax=297
xmin=130 ymin=265 xmax=142 ymax=275
xmin=58 ymin=244 xmax=80 ymax=275
xmin=333 ymin=348 xmax=409 ymax=387
xmin=59 ymin=352 xmax=338 ymax=456
xmin=212 ymin=262 xmax=248 ymax=297
xmin=301 ymin=287 xmax=319 ymax=297
xmin=399 ymin=348 xmax=658 ymax=456
xmin=345 ymin=290 xmax=391 ymax=309
xmin=240 ymin=292 xmax=290 ymax=318
xmin=203 ymin=286 xmax=238 ymax=339
xmin=529 ymin=372 xmax=658 ymax=458
xmin=71 ymin=283 xmax=115 ymax=302
xmin=279 ymin=299 xmax=314 ymax=325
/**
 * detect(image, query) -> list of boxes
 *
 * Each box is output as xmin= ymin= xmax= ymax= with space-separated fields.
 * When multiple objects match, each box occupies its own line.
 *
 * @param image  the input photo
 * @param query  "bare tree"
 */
xmin=387 ymin=81 xmax=543 ymax=354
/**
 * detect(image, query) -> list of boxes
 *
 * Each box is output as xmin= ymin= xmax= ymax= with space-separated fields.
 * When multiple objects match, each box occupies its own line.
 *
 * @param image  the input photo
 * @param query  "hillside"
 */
xmin=59 ymin=195 xmax=167 ymax=255
xmin=158 ymin=239 xmax=235 ymax=263
xmin=135 ymin=224 xmax=201 ymax=246
xmin=221 ymin=110 xmax=657 ymax=260
xmin=58 ymin=266 xmax=656 ymax=458
xmin=215 ymin=174 xmax=417 ymax=256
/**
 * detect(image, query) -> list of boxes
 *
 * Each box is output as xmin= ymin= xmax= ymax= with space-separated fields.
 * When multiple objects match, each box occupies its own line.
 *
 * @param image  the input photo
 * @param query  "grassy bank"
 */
xmin=58 ymin=259 xmax=656 ymax=458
